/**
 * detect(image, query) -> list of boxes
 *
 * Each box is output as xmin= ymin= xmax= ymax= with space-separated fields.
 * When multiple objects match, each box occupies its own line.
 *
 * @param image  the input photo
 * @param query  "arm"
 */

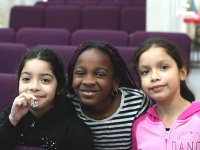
xmin=0 ymin=108 xmax=18 ymax=149
xmin=69 ymin=123 xmax=95 ymax=150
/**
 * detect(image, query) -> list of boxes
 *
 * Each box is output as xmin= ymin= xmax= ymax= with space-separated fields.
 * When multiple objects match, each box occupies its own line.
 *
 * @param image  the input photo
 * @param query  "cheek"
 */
xmin=18 ymin=82 xmax=27 ymax=94
xmin=141 ymin=78 xmax=148 ymax=90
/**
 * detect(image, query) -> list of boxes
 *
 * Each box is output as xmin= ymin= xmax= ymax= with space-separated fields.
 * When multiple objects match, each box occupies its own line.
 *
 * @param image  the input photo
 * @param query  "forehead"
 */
xmin=22 ymin=59 xmax=53 ymax=73
xmin=139 ymin=47 xmax=174 ymax=64
xmin=75 ymin=48 xmax=113 ymax=68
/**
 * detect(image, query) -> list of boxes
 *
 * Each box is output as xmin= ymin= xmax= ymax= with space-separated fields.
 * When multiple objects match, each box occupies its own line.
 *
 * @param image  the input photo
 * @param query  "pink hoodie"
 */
xmin=132 ymin=102 xmax=200 ymax=150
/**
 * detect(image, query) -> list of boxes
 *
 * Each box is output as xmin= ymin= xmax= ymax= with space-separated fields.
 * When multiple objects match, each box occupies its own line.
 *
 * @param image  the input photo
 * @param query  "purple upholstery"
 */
xmin=9 ymin=6 xmax=44 ymax=31
xmin=71 ymin=29 xmax=129 ymax=46
xmin=120 ymin=7 xmax=146 ymax=33
xmin=99 ymin=1 xmax=132 ymax=8
xmin=129 ymin=31 xmax=192 ymax=67
xmin=133 ymin=0 xmax=146 ymax=7
xmin=0 ymin=73 xmax=17 ymax=111
xmin=0 ymin=43 xmax=27 ymax=73
xmin=0 ymin=28 xmax=15 ymax=42
xmin=66 ymin=1 xmax=98 ymax=7
xmin=36 ymin=44 xmax=77 ymax=71
xmin=116 ymin=46 xmax=138 ymax=81
xmin=44 ymin=6 xmax=81 ymax=32
xmin=15 ymin=27 xmax=71 ymax=47
xmin=81 ymin=6 xmax=120 ymax=30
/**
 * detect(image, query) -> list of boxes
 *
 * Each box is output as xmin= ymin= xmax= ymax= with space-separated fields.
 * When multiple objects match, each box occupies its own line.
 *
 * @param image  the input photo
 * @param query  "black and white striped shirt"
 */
xmin=70 ymin=87 xmax=150 ymax=150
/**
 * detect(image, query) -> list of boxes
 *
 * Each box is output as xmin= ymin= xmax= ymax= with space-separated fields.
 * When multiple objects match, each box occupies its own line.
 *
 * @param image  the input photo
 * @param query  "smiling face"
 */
xmin=138 ymin=47 xmax=187 ymax=102
xmin=19 ymin=59 xmax=57 ymax=114
xmin=72 ymin=48 xmax=118 ymax=110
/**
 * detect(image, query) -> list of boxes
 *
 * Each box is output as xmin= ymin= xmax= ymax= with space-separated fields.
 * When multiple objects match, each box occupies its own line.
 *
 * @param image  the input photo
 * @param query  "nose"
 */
xmin=82 ymin=75 xmax=95 ymax=85
xmin=30 ymin=80 xmax=40 ymax=91
xmin=151 ymin=70 xmax=160 ymax=82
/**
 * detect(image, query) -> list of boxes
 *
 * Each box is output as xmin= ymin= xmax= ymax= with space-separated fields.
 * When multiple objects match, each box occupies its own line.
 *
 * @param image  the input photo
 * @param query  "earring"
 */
xmin=112 ymin=88 xmax=119 ymax=96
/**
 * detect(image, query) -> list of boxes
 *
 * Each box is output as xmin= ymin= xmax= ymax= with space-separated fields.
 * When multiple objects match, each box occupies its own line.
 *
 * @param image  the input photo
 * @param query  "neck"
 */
xmin=82 ymin=94 xmax=121 ymax=120
xmin=156 ymin=98 xmax=191 ymax=128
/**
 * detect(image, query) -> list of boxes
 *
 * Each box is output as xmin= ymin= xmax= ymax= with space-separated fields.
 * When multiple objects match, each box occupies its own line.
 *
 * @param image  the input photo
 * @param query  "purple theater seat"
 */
xmin=129 ymin=31 xmax=192 ymax=68
xmin=36 ymin=44 xmax=77 ymax=71
xmin=99 ymin=0 xmax=133 ymax=9
xmin=71 ymin=29 xmax=129 ymax=46
xmin=81 ymin=6 xmax=120 ymax=30
xmin=116 ymin=46 xmax=138 ymax=82
xmin=0 ymin=43 xmax=27 ymax=73
xmin=0 ymin=28 xmax=15 ymax=42
xmin=15 ymin=27 xmax=71 ymax=47
xmin=0 ymin=73 xmax=17 ymax=111
xmin=44 ymin=6 xmax=81 ymax=32
xmin=120 ymin=7 xmax=146 ymax=33
xmin=9 ymin=6 xmax=44 ymax=31
xmin=66 ymin=1 xmax=98 ymax=7
xmin=133 ymin=0 xmax=146 ymax=7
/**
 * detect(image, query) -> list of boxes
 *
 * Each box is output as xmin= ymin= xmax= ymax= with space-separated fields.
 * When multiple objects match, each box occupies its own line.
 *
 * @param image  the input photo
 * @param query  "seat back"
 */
xmin=0 ymin=28 xmax=15 ymax=43
xmin=0 ymin=73 xmax=17 ymax=111
xmin=81 ymin=6 xmax=120 ymax=30
xmin=0 ymin=43 xmax=27 ymax=73
xmin=15 ymin=28 xmax=71 ymax=47
xmin=36 ymin=44 xmax=77 ymax=72
xmin=120 ymin=7 xmax=146 ymax=33
xmin=117 ymin=46 xmax=138 ymax=81
xmin=9 ymin=6 xmax=44 ymax=31
xmin=71 ymin=29 xmax=129 ymax=46
xmin=44 ymin=6 xmax=81 ymax=32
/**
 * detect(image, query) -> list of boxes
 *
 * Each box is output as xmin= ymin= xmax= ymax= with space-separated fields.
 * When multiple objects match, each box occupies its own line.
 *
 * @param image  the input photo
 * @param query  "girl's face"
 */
xmin=138 ymin=47 xmax=187 ymax=102
xmin=72 ymin=48 xmax=118 ymax=109
xmin=19 ymin=59 xmax=57 ymax=114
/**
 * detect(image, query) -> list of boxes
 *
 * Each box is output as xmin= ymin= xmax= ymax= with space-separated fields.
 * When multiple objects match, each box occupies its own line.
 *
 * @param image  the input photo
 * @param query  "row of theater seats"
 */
xmin=36 ymin=0 xmax=146 ymax=8
xmin=0 ymin=27 xmax=191 ymax=61
xmin=9 ymin=5 xmax=145 ymax=33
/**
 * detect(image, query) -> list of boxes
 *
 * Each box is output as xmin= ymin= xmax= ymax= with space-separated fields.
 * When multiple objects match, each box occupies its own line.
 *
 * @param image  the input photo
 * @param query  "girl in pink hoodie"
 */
xmin=132 ymin=38 xmax=200 ymax=150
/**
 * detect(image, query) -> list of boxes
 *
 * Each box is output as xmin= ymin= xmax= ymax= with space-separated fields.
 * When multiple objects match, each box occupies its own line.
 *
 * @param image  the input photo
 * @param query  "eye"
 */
xmin=41 ymin=78 xmax=51 ymax=84
xmin=74 ymin=70 xmax=85 ymax=77
xmin=96 ymin=71 xmax=105 ymax=78
xmin=161 ymin=65 xmax=169 ymax=70
xmin=139 ymin=69 xmax=149 ymax=76
xmin=21 ymin=77 xmax=30 ymax=82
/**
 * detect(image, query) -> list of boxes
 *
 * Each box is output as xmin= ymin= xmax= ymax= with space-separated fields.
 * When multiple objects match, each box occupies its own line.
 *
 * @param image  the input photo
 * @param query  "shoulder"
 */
xmin=119 ymin=87 xmax=146 ymax=98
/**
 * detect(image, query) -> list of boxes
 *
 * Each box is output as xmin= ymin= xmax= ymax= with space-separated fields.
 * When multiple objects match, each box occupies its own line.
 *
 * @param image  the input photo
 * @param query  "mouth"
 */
xmin=80 ymin=89 xmax=98 ymax=96
xmin=151 ymin=85 xmax=165 ymax=92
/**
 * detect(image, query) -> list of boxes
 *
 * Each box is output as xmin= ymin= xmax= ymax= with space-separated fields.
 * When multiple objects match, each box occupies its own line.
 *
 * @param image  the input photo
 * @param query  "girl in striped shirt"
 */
xmin=67 ymin=41 xmax=151 ymax=150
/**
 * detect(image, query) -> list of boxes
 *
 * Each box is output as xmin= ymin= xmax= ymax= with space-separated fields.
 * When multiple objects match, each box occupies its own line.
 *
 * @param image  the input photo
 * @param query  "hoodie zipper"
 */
xmin=165 ymin=130 xmax=169 ymax=150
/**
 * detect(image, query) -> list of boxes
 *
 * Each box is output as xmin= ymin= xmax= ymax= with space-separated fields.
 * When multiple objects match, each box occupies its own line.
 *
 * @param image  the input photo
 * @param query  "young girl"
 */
xmin=67 ymin=41 xmax=151 ymax=150
xmin=132 ymin=38 xmax=200 ymax=150
xmin=0 ymin=48 xmax=94 ymax=150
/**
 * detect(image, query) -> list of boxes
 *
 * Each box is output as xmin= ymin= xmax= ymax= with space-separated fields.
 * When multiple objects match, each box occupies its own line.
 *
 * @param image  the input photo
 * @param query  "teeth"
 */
xmin=31 ymin=99 xmax=38 ymax=108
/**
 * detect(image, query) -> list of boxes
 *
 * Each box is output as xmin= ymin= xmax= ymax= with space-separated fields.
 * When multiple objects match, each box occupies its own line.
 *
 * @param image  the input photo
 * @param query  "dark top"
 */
xmin=0 ymin=99 xmax=94 ymax=150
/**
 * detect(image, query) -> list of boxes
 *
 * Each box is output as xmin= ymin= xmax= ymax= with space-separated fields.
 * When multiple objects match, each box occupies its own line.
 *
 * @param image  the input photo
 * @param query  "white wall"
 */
xmin=146 ymin=0 xmax=186 ymax=33
xmin=0 ymin=0 xmax=39 ymax=28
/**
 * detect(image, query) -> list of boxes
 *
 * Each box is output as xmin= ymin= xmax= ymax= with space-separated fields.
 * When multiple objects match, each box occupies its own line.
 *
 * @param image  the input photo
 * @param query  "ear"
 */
xmin=179 ymin=66 xmax=187 ymax=81
xmin=113 ymin=77 xmax=120 ymax=89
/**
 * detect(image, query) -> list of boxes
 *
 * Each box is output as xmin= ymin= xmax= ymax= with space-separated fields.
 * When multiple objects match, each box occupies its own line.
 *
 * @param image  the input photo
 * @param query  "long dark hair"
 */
xmin=67 ymin=40 xmax=137 ymax=94
xmin=133 ymin=38 xmax=195 ymax=102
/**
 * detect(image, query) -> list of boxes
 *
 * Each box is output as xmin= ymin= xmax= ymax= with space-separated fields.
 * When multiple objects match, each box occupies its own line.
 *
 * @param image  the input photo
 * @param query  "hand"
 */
xmin=9 ymin=92 xmax=36 ymax=126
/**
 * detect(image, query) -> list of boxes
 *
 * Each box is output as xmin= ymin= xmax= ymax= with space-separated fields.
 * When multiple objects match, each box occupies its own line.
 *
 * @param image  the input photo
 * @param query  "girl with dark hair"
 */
xmin=67 ymin=41 xmax=151 ymax=150
xmin=132 ymin=38 xmax=200 ymax=150
xmin=0 ymin=48 xmax=94 ymax=150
